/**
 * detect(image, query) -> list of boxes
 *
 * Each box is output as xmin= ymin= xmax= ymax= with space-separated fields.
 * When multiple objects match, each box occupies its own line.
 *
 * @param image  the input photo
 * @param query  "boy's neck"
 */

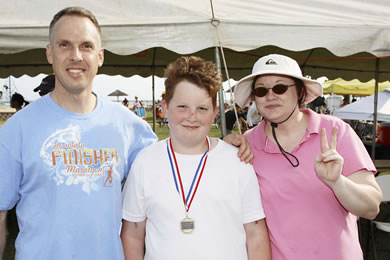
xmin=169 ymin=137 xmax=211 ymax=155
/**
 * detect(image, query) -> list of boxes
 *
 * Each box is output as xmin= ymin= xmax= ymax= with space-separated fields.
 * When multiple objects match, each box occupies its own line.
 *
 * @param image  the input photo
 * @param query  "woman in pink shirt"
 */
xmin=234 ymin=54 xmax=382 ymax=260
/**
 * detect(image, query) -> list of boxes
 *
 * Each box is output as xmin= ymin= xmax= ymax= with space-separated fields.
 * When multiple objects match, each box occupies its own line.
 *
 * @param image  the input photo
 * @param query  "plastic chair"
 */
xmin=366 ymin=174 xmax=390 ymax=260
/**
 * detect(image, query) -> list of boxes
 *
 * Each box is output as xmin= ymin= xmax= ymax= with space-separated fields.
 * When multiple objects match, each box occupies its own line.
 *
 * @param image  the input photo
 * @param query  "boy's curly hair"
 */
xmin=164 ymin=56 xmax=222 ymax=108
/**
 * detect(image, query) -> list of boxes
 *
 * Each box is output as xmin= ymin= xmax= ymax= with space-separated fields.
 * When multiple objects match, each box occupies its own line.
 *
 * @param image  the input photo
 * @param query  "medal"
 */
xmin=181 ymin=216 xmax=195 ymax=234
xmin=167 ymin=137 xmax=210 ymax=234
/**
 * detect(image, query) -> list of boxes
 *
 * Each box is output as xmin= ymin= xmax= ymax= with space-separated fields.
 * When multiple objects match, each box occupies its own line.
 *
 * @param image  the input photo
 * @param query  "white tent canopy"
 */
xmin=2 ymin=0 xmax=390 ymax=56
xmin=1 ymin=0 xmax=390 ymax=80
xmin=334 ymin=88 xmax=390 ymax=122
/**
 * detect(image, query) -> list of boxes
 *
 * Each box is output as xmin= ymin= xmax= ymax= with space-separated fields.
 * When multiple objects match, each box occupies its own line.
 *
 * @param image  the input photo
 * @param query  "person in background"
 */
xmin=132 ymin=96 xmax=142 ymax=111
xmin=34 ymin=74 xmax=55 ymax=96
xmin=10 ymin=93 xmax=29 ymax=111
xmin=160 ymin=91 xmax=169 ymax=125
xmin=247 ymin=101 xmax=262 ymax=128
xmin=155 ymin=103 xmax=160 ymax=119
xmin=155 ymin=104 xmax=165 ymax=127
xmin=234 ymin=54 xmax=382 ymax=260
xmin=225 ymin=103 xmax=248 ymax=134
xmin=340 ymin=94 xmax=350 ymax=107
xmin=122 ymin=98 xmax=129 ymax=107
xmin=121 ymin=56 xmax=271 ymax=260
xmin=132 ymin=96 xmax=146 ymax=120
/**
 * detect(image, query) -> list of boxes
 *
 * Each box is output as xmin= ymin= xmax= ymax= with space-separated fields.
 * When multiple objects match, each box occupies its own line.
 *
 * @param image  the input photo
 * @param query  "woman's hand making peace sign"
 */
xmin=315 ymin=127 xmax=344 ymax=183
xmin=314 ymin=126 xmax=382 ymax=219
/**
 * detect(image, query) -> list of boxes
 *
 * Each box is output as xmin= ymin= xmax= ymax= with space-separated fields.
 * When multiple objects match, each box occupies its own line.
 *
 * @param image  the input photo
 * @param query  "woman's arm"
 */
xmin=223 ymin=134 xmax=253 ymax=163
xmin=315 ymin=127 xmax=382 ymax=219
xmin=0 ymin=211 xmax=7 ymax=259
xmin=326 ymin=170 xmax=382 ymax=219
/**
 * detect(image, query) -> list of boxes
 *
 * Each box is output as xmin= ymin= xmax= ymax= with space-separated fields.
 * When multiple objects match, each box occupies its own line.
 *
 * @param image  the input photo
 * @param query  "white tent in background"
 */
xmin=334 ymin=88 xmax=390 ymax=122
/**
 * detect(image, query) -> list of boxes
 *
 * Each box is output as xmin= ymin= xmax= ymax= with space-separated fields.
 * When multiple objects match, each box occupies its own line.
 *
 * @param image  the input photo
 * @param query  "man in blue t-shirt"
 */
xmin=0 ymin=7 xmax=158 ymax=260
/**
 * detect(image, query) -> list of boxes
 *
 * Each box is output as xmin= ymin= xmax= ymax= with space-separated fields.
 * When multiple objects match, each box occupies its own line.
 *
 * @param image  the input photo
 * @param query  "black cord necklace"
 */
xmin=269 ymin=108 xmax=300 ymax=167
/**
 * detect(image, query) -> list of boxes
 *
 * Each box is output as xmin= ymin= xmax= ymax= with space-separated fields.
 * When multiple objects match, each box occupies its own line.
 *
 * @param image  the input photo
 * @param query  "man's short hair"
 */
xmin=49 ymin=6 xmax=102 ymax=43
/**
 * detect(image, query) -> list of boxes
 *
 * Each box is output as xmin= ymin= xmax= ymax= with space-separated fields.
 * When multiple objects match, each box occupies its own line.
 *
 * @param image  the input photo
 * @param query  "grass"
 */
xmin=0 ymin=113 xmax=227 ymax=139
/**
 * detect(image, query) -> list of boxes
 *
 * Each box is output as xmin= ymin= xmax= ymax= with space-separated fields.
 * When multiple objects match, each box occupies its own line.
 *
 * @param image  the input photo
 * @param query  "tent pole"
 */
xmin=370 ymin=58 xmax=380 ymax=159
xmin=330 ymin=85 xmax=334 ymax=114
xmin=152 ymin=48 xmax=157 ymax=132
xmin=152 ymin=74 xmax=156 ymax=131
xmin=9 ymin=76 xmax=11 ymax=101
xmin=215 ymin=47 xmax=227 ymax=137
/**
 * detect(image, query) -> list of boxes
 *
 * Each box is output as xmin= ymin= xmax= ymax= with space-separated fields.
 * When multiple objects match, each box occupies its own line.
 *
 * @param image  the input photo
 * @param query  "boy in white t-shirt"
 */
xmin=121 ymin=56 xmax=271 ymax=260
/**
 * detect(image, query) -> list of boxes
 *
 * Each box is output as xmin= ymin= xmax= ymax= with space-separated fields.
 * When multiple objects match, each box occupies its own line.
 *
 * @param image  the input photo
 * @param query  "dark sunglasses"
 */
xmin=253 ymin=84 xmax=295 ymax=97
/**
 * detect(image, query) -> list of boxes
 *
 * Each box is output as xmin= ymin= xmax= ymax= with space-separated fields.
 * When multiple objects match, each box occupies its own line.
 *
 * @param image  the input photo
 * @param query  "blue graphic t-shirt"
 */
xmin=0 ymin=94 xmax=157 ymax=260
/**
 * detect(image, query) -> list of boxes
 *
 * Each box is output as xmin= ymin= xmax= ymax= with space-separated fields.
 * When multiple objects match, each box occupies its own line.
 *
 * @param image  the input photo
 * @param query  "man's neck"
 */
xmin=50 ymin=90 xmax=97 ymax=114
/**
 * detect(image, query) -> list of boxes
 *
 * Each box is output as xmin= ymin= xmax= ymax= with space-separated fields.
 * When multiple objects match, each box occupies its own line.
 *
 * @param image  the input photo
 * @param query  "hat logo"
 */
xmin=265 ymin=59 xmax=277 ymax=65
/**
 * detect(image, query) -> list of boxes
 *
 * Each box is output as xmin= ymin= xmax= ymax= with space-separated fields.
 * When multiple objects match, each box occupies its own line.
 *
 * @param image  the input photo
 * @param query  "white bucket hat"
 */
xmin=234 ymin=54 xmax=323 ymax=108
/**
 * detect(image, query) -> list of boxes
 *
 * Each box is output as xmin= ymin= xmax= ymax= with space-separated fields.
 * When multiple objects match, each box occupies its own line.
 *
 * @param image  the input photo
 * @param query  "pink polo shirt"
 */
xmin=245 ymin=109 xmax=375 ymax=260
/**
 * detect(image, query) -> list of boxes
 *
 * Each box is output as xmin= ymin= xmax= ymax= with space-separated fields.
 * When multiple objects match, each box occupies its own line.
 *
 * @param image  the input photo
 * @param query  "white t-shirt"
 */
xmin=122 ymin=139 xmax=265 ymax=260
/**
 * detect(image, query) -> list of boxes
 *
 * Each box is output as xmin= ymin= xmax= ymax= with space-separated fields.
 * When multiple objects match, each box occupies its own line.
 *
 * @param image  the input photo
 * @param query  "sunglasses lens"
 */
xmin=253 ymin=84 xmax=291 ymax=97
xmin=273 ymin=84 xmax=289 ymax=94
xmin=254 ymin=87 xmax=268 ymax=97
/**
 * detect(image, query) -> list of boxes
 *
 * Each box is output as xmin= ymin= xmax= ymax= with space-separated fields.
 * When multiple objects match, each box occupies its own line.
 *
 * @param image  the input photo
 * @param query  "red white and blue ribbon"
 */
xmin=166 ymin=137 xmax=210 ymax=213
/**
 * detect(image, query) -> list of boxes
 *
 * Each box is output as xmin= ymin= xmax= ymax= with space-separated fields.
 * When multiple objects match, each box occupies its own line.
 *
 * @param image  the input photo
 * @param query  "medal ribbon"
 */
xmin=166 ymin=137 xmax=210 ymax=214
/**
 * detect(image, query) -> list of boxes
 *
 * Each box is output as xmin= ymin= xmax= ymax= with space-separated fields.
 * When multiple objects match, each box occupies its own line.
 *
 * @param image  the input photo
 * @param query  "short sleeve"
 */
xmin=122 ymin=157 xmax=147 ymax=222
xmin=0 ymin=143 xmax=22 ymax=210
xmin=240 ymin=164 xmax=265 ymax=224
xmin=125 ymin=119 xmax=157 ymax=179
xmin=336 ymin=121 xmax=376 ymax=176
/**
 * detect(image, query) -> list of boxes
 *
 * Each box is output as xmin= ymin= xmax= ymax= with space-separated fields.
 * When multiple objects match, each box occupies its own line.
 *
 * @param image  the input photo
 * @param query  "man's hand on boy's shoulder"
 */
xmin=223 ymin=134 xmax=253 ymax=164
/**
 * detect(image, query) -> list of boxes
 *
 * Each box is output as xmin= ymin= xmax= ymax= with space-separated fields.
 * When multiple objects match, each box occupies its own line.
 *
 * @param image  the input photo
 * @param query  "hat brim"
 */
xmin=34 ymin=83 xmax=55 ymax=93
xmin=35 ymin=75 xmax=55 ymax=92
xmin=234 ymin=70 xmax=323 ymax=108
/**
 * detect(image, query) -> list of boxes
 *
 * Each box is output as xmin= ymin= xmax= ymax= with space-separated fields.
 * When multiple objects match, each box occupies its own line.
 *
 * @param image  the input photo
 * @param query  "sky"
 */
xmin=0 ymin=74 xmax=237 ymax=104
